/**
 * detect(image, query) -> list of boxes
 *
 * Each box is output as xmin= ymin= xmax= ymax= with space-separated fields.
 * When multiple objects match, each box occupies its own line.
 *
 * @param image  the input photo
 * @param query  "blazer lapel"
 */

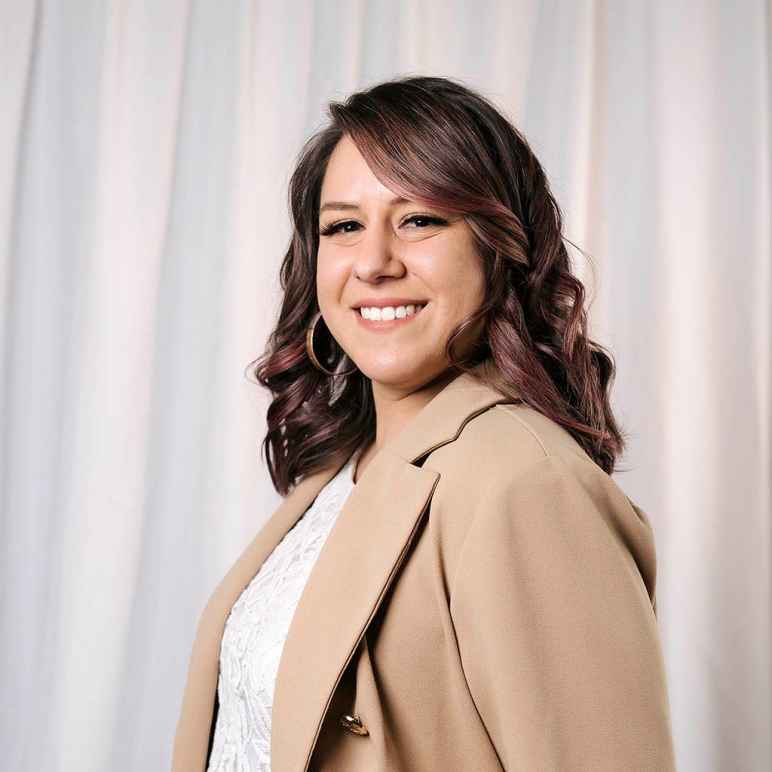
xmin=271 ymin=360 xmax=516 ymax=771
xmin=270 ymin=448 xmax=441 ymax=771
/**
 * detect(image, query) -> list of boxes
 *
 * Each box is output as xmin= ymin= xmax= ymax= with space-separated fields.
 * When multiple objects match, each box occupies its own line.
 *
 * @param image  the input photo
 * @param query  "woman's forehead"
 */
xmin=321 ymin=135 xmax=396 ymax=203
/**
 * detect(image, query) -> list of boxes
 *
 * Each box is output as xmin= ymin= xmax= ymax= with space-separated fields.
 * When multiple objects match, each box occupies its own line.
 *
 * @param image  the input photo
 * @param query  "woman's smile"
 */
xmin=352 ymin=300 xmax=429 ymax=332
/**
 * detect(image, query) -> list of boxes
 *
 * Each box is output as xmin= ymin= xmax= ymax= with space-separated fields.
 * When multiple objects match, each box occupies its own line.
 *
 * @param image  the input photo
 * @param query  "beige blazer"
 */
xmin=172 ymin=364 xmax=677 ymax=771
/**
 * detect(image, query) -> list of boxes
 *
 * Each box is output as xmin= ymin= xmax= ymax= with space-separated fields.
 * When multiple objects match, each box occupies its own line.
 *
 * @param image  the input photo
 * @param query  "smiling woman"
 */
xmin=172 ymin=75 xmax=676 ymax=772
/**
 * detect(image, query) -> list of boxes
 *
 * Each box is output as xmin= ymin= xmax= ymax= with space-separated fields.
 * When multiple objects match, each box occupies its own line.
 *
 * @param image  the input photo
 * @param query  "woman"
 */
xmin=172 ymin=75 xmax=676 ymax=771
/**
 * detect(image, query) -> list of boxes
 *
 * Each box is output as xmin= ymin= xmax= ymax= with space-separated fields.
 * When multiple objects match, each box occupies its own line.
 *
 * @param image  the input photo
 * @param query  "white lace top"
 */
xmin=206 ymin=454 xmax=358 ymax=772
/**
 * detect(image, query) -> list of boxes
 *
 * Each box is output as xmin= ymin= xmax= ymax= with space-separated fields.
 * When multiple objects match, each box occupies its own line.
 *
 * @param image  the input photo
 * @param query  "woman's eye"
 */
xmin=319 ymin=214 xmax=446 ymax=237
xmin=403 ymin=215 xmax=446 ymax=228
xmin=320 ymin=220 xmax=361 ymax=236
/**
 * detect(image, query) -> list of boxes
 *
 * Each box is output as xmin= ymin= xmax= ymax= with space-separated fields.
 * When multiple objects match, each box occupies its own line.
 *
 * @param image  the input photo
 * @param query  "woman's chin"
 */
xmin=354 ymin=357 xmax=447 ymax=390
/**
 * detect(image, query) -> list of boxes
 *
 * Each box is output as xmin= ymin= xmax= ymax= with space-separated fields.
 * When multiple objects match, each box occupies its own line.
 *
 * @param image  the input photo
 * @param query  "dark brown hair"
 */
xmin=249 ymin=74 xmax=629 ymax=495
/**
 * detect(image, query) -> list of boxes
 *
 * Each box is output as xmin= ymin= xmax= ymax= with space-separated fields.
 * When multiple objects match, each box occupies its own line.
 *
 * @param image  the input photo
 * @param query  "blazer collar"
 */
xmin=388 ymin=357 xmax=513 ymax=464
xmin=189 ymin=360 xmax=515 ymax=772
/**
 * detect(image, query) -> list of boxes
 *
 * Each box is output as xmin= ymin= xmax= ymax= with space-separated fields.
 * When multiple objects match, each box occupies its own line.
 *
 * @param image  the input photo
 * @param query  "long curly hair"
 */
xmin=249 ymin=75 xmax=629 ymax=495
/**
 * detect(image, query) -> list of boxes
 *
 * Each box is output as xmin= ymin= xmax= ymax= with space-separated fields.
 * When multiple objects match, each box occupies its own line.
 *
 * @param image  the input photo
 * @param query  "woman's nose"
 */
xmin=352 ymin=225 xmax=405 ymax=282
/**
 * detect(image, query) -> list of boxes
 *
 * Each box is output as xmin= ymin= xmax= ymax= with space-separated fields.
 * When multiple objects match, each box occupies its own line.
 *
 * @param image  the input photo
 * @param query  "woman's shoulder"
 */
xmin=425 ymin=400 xmax=654 ymax=559
xmin=426 ymin=400 xmax=600 ymax=484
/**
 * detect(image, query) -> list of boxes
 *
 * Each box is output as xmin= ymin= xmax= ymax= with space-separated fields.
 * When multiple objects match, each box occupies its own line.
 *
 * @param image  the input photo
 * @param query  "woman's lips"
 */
xmin=353 ymin=303 xmax=428 ymax=332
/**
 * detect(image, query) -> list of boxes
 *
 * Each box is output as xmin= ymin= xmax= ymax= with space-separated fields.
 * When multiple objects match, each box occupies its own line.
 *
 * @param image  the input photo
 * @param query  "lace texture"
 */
xmin=207 ymin=455 xmax=357 ymax=772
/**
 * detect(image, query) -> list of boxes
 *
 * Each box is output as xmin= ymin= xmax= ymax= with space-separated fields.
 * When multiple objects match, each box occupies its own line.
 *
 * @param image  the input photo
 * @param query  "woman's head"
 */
xmin=253 ymin=75 xmax=627 ymax=494
xmin=316 ymin=133 xmax=486 ymax=392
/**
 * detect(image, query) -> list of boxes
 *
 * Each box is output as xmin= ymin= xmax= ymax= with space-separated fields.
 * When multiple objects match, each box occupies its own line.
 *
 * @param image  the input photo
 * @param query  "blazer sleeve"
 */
xmin=449 ymin=453 xmax=677 ymax=771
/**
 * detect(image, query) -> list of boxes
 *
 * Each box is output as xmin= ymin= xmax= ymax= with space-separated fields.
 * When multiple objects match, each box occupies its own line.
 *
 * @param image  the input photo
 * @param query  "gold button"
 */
xmin=339 ymin=712 xmax=369 ymax=736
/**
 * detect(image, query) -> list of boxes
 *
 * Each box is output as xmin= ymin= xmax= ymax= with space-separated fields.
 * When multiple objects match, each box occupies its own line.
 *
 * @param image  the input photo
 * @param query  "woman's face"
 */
xmin=316 ymin=134 xmax=486 ymax=391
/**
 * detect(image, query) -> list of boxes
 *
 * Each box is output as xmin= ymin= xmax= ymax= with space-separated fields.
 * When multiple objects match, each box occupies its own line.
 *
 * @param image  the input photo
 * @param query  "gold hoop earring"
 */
xmin=305 ymin=311 xmax=358 ymax=377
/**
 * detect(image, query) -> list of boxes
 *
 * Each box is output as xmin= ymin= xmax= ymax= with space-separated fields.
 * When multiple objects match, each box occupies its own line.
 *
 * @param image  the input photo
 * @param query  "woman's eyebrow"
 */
xmin=319 ymin=196 xmax=409 ymax=215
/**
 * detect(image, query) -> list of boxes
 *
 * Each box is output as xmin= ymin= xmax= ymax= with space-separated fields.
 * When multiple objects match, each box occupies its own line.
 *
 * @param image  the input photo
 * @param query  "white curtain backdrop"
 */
xmin=1 ymin=1 xmax=769 ymax=770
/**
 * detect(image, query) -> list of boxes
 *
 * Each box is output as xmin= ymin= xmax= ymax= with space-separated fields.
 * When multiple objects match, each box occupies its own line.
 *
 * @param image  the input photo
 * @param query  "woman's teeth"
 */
xmin=359 ymin=304 xmax=425 ymax=321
